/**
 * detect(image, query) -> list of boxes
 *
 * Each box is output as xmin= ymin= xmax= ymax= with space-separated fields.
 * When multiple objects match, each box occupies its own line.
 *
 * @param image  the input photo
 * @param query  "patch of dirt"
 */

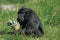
xmin=0 ymin=5 xmax=19 ymax=11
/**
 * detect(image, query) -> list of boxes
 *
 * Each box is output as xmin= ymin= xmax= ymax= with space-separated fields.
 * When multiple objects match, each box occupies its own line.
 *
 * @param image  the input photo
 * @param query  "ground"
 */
xmin=0 ymin=0 xmax=60 ymax=40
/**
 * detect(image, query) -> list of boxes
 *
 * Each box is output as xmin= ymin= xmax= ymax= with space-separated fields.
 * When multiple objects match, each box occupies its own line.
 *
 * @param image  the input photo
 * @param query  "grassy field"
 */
xmin=0 ymin=0 xmax=60 ymax=40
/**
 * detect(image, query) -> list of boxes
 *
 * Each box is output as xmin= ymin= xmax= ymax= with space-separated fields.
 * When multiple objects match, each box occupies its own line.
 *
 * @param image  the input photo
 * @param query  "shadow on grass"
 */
xmin=0 ymin=31 xmax=15 ymax=35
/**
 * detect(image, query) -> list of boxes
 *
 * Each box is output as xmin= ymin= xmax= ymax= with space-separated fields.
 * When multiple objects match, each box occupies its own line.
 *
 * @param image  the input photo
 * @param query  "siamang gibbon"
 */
xmin=17 ymin=8 xmax=44 ymax=37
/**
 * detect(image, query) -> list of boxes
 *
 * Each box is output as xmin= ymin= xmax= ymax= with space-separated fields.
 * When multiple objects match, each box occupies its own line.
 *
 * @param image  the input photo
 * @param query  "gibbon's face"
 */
xmin=18 ymin=13 xmax=25 ymax=22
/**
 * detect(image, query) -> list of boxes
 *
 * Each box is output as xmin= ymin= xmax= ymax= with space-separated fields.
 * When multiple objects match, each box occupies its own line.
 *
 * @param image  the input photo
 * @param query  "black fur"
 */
xmin=17 ymin=8 xmax=44 ymax=37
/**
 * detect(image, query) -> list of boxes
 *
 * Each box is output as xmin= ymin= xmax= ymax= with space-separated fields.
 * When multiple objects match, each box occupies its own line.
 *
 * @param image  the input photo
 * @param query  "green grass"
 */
xmin=0 ymin=0 xmax=60 ymax=40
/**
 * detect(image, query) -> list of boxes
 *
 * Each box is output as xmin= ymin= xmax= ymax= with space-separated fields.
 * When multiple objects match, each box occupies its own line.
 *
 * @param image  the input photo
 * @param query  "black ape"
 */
xmin=17 ymin=8 xmax=44 ymax=37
